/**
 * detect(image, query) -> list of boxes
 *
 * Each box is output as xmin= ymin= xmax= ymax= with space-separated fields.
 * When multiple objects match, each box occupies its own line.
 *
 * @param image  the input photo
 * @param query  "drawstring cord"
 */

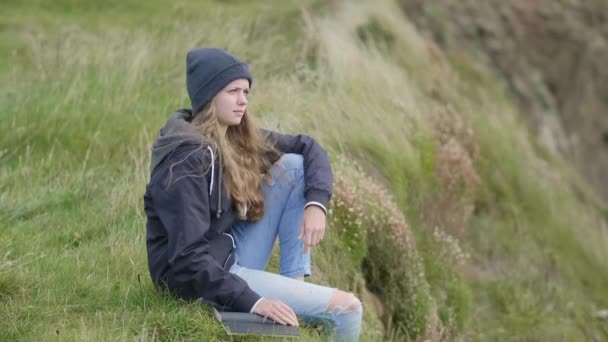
xmin=207 ymin=146 xmax=214 ymax=196
xmin=206 ymin=145 xmax=223 ymax=219
xmin=217 ymin=149 xmax=223 ymax=219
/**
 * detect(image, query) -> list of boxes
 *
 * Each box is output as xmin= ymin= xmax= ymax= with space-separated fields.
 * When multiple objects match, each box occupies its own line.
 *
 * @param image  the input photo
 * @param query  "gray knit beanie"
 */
xmin=186 ymin=48 xmax=252 ymax=117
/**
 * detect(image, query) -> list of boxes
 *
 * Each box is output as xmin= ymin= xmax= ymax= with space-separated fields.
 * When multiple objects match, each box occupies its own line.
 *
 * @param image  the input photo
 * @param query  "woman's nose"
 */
xmin=237 ymin=92 xmax=247 ymax=105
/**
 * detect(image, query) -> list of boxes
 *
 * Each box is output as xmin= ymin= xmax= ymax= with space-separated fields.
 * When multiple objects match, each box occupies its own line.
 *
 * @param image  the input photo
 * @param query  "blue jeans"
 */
xmin=229 ymin=153 xmax=362 ymax=341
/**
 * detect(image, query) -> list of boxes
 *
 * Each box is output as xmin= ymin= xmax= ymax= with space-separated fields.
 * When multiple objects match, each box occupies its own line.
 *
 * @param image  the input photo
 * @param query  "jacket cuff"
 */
xmin=232 ymin=288 xmax=262 ymax=312
xmin=305 ymin=189 xmax=331 ymax=208
xmin=304 ymin=201 xmax=327 ymax=216
xmin=249 ymin=298 xmax=264 ymax=313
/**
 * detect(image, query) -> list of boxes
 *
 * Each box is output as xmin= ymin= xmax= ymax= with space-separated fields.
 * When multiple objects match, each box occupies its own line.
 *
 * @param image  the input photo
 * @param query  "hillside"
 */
xmin=1 ymin=0 xmax=607 ymax=341
xmin=399 ymin=0 xmax=608 ymax=203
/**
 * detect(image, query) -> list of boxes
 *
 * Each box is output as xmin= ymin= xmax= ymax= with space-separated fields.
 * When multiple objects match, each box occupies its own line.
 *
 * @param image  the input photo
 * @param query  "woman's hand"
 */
xmin=253 ymin=298 xmax=299 ymax=326
xmin=298 ymin=205 xmax=326 ymax=253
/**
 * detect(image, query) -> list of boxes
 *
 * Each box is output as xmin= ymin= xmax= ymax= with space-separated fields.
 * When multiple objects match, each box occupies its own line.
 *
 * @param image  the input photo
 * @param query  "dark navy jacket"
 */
xmin=143 ymin=127 xmax=333 ymax=312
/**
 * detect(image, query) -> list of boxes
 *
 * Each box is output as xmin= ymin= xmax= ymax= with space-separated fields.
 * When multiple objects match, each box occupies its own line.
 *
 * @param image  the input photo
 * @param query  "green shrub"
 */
xmin=333 ymin=157 xmax=432 ymax=340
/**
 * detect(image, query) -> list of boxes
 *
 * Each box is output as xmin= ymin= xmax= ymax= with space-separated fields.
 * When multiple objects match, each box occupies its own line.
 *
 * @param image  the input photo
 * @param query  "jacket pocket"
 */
xmin=223 ymin=250 xmax=235 ymax=270
xmin=207 ymin=233 xmax=235 ymax=270
xmin=221 ymin=233 xmax=236 ymax=270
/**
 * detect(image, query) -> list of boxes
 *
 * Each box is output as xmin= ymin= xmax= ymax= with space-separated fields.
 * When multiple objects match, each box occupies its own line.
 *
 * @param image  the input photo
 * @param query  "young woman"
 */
xmin=144 ymin=48 xmax=362 ymax=341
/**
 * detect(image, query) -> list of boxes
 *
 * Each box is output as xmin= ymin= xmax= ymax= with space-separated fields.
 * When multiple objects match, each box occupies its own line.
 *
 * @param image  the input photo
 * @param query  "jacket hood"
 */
xmin=150 ymin=108 xmax=207 ymax=172
xmin=150 ymin=108 xmax=225 ymax=219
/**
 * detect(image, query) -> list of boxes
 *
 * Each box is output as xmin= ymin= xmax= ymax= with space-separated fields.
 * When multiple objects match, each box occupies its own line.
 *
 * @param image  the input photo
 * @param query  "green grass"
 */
xmin=2 ymin=0 xmax=608 ymax=341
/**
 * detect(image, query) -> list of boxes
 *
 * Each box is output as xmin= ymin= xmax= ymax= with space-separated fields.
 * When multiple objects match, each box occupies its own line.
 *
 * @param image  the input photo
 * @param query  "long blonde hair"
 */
xmin=191 ymin=101 xmax=280 ymax=221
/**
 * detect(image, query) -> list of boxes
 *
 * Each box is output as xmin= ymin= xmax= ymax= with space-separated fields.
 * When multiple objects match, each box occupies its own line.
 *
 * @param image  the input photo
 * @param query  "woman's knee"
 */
xmin=327 ymin=290 xmax=363 ymax=315
xmin=325 ymin=290 xmax=363 ymax=341
xmin=278 ymin=153 xmax=304 ymax=171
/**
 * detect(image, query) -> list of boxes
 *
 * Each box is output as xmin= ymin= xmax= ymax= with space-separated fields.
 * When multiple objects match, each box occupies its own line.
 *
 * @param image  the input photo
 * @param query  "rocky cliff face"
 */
xmin=399 ymin=0 xmax=608 ymax=201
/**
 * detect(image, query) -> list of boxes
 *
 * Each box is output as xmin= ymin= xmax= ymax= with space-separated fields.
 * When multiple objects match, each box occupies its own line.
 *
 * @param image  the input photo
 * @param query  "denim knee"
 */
xmin=279 ymin=153 xmax=304 ymax=171
xmin=326 ymin=297 xmax=363 ymax=342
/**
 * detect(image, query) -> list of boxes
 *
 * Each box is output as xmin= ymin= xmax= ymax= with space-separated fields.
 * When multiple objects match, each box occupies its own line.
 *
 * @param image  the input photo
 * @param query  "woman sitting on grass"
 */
xmin=143 ymin=47 xmax=362 ymax=341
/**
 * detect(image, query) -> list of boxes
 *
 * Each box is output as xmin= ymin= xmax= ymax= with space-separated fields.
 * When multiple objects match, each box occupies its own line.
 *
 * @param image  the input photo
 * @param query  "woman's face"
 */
xmin=214 ymin=78 xmax=249 ymax=127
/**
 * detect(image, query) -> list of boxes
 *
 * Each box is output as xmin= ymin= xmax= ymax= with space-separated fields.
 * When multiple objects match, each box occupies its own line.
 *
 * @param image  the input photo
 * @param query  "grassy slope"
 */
xmin=1 ymin=0 xmax=607 ymax=341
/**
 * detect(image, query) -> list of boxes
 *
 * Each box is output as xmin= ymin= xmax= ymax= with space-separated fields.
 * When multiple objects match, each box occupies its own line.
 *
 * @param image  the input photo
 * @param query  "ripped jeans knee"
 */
xmin=323 ymin=290 xmax=363 ymax=342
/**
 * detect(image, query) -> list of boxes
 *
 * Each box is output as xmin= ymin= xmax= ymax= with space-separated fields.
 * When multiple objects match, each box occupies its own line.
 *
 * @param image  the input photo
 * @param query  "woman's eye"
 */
xmin=228 ymin=89 xmax=249 ymax=95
